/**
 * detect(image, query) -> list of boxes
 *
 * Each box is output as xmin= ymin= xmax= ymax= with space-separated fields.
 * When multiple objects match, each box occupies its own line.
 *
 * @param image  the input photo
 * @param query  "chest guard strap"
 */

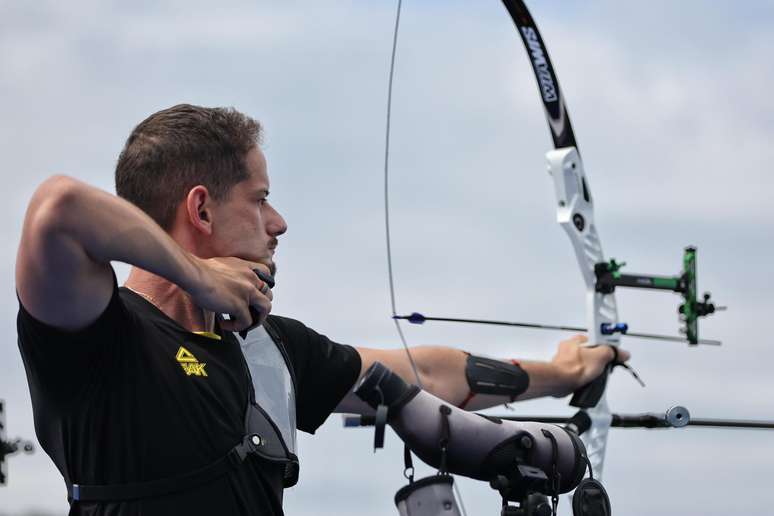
xmin=67 ymin=378 xmax=299 ymax=502
xmin=68 ymin=432 xmax=256 ymax=502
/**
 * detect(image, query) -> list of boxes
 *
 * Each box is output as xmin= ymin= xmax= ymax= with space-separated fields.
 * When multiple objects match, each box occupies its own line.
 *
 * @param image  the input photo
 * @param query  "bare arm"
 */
xmin=16 ymin=175 xmax=266 ymax=332
xmin=337 ymin=335 xmax=629 ymax=413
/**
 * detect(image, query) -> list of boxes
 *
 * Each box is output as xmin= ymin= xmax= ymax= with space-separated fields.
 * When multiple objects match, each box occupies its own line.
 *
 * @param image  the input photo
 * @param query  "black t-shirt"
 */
xmin=16 ymin=277 xmax=361 ymax=516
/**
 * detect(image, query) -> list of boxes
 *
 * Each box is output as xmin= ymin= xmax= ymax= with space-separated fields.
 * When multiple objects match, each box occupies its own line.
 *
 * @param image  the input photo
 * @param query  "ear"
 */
xmin=184 ymin=185 xmax=214 ymax=235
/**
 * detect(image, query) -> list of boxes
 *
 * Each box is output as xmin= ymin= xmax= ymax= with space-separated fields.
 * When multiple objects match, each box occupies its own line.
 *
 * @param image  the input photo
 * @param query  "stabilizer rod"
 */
xmin=345 ymin=406 xmax=774 ymax=431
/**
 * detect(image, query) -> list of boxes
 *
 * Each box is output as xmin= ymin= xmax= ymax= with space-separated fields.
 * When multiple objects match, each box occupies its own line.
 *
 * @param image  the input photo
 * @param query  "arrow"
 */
xmin=394 ymin=313 xmax=722 ymax=346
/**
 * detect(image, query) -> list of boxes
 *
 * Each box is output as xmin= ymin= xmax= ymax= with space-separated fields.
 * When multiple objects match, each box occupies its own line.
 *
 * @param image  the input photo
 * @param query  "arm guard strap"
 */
xmin=464 ymin=353 xmax=529 ymax=403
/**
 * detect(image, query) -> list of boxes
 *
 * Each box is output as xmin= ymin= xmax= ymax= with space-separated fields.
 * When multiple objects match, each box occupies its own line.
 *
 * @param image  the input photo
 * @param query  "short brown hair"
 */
xmin=115 ymin=104 xmax=262 ymax=229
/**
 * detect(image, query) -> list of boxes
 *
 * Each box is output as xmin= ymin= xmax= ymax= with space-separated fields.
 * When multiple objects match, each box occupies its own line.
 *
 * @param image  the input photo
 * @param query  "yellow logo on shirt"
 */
xmin=176 ymin=346 xmax=207 ymax=377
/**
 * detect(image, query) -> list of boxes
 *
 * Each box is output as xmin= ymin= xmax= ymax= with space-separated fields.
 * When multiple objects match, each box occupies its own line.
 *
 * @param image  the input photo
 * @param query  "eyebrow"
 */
xmin=254 ymin=189 xmax=270 ymax=197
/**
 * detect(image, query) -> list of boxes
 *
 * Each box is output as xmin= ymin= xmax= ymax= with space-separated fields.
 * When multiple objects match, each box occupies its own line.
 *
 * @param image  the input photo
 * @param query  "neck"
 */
xmin=124 ymin=267 xmax=215 ymax=334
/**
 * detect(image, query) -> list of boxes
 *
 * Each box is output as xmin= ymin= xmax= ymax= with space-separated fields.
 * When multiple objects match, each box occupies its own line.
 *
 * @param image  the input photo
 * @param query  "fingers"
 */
xmin=219 ymin=305 xmax=253 ymax=333
xmin=558 ymin=334 xmax=587 ymax=348
xmin=588 ymin=344 xmax=616 ymax=363
xmin=593 ymin=344 xmax=631 ymax=364
xmin=218 ymin=277 xmax=271 ymax=333
xmin=568 ymin=332 xmax=630 ymax=364
xmin=614 ymin=347 xmax=631 ymax=363
xmin=249 ymin=289 xmax=272 ymax=326
xmin=248 ymin=262 xmax=272 ymax=280
xmin=194 ymin=257 xmax=275 ymax=333
xmin=220 ymin=285 xmax=273 ymax=333
xmin=253 ymin=268 xmax=275 ymax=289
xmin=233 ymin=259 xmax=274 ymax=304
xmin=245 ymin=262 xmax=273 ymax=300
xmin=257 ymin=279 xmax=273 ymax=301
xmin=562 ymin=334 xmax=630 ymax=362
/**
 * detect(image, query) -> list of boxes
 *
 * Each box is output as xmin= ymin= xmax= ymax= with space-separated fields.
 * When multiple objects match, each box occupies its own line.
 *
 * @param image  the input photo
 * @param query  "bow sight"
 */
xmin=594 ymin=247 xmax=725 ymax=345
xmin=395 ymin=244 xmax=726 ymax=346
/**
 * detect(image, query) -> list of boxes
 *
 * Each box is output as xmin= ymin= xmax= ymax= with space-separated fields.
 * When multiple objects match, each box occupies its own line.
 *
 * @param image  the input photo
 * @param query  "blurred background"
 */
xmin=1 ymin=1 xmax=772 ymax=514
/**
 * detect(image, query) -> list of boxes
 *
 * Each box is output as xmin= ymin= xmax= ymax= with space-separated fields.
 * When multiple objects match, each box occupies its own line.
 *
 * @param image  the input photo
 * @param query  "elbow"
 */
xmin=26 ymin=175 xmax=86 ymax=234
xmin=407 ymin=346 xmax=459 ymax=399
xmin=410 ymin=347 xmax=439 ymax=394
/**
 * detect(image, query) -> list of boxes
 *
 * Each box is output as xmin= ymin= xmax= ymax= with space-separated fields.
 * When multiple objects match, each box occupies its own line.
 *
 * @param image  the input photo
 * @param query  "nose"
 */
xmin=266 ymin=203 xmax=287 ymax=237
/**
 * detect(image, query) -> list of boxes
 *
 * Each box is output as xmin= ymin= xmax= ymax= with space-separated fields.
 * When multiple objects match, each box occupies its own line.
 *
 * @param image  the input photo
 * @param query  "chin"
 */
xmin=223 ymin=250 xmax=277 ymax=277
xmin=251 ymin=256 xmax=277 ymax=277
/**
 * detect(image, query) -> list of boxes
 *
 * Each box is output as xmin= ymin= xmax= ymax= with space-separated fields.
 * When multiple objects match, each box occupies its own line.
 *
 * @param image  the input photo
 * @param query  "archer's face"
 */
xmin=209 ymin=146 xmax=287 ymax=274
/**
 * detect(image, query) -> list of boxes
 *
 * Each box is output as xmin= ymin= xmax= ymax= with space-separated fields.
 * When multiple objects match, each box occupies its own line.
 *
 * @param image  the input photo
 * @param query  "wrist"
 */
xmin=549 ymin=360 xmax=583 ymax=397
xmin=178 ymin=252 xmax=207 ymax=297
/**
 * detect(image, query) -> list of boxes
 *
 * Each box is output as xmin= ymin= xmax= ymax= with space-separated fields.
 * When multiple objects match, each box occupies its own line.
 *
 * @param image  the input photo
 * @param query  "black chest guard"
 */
xmin=67 ymin=323 xmax=299 ymax=503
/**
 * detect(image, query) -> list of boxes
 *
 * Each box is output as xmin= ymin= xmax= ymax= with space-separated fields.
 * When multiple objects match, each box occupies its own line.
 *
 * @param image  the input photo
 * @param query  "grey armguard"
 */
xmin=465 ymin=354 xmax=529 ymax=399
xmin=355 ymin=362 xmax=587 ymax=494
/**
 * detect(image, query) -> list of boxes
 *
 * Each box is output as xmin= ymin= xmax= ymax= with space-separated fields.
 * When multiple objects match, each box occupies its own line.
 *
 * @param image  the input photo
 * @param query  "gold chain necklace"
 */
xmin=125 ymin=284 xmax=220 ymax=339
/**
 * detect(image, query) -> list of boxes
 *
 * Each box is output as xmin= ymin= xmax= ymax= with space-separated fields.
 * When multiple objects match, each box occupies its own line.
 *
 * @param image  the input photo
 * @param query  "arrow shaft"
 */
xmin=395 ymin=314 xmax=721 ymax=345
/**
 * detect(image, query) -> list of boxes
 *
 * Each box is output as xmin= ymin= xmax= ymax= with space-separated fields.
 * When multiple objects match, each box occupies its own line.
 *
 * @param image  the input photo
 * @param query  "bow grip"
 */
xmin=569 ymin=364 xmax=611 ymax=409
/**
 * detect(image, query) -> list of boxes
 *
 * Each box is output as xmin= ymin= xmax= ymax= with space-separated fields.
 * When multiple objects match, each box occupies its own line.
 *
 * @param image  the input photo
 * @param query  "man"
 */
xmin=15 ymin=104 xmax=627 ymax=515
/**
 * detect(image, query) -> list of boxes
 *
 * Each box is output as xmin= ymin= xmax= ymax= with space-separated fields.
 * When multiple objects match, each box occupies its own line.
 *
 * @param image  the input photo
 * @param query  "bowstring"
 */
xmin=383 ymin=1 xmax=467 ymax=515
xmin=383 ymin=0 xmax=423 ymax=387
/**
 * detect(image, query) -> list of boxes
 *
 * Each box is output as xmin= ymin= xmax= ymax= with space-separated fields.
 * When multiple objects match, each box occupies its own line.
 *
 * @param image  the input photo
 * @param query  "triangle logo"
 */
xmin=176 ymin=346 xmax=198 ymax=363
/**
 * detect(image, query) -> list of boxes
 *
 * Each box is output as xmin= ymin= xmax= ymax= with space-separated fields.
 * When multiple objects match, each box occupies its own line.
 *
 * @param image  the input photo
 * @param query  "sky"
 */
xmin=1 ymin=1 xmax=773 ymax=515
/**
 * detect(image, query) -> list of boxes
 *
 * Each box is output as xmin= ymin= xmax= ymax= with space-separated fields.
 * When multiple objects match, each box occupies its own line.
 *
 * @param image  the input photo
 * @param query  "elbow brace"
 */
xmin=462 ymin=353 xmax=529 ymax=408
xmin=355 ymin=362 xmax=587 ymax=495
